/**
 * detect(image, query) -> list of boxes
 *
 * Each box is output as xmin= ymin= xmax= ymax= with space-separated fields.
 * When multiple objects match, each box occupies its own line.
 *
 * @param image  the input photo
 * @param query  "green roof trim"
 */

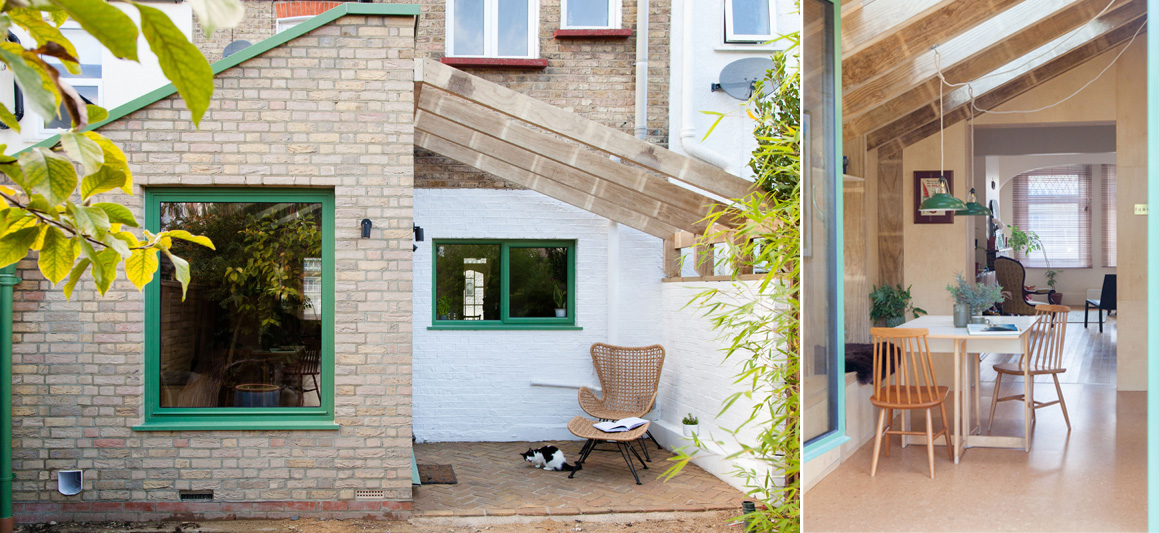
xmin=21 ymin=3 xmax=420 ymax=155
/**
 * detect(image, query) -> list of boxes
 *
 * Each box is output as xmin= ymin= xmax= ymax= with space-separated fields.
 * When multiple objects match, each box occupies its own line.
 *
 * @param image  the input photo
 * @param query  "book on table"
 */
xmin=594 ymin=417 xmax=648 ymax=433
xmin=966 ymin=323 xmax=1020 ymax=335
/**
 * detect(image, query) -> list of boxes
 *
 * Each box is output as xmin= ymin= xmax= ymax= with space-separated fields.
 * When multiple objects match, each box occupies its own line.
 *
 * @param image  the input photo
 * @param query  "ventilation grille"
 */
xmin=179 ymin=490 xmax=214 ymax=501
xmin=355 ymin=489 xmax=384 ymax=500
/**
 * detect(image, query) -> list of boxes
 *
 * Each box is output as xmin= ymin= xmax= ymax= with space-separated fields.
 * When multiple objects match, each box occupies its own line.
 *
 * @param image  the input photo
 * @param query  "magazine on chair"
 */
xmin=594 ymin=417 xmax=649 ymax=433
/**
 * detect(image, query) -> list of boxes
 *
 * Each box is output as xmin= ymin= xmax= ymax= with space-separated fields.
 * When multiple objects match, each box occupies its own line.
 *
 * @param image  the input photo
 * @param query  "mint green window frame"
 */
xmin=1146 ymin=1 xmax=1159 ymax=526
xmin=134 ymin=188 xmax=338 ymax=431
xmin=802 ymin=0 xmax=847 ymax=462
xmin=429 ymin=239 xmax=580 ymax=330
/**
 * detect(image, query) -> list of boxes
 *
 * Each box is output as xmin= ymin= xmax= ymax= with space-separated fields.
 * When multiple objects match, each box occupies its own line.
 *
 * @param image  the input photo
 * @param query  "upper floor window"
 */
xmin=447 ymin=0 xmax=538 ymax=58
xmin=561 ymin=0 xmax=620 ymax=29
xmin=41 ymin=26 xmax=101 ymax=134
xmin=725 ymin=0 xmax=775 ymax=43
xmin=276 ymin=16 xmax=310 ymax=33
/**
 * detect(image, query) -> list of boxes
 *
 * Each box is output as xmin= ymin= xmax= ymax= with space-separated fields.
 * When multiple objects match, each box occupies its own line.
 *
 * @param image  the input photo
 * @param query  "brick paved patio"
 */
xmin=412 ymin=441 xmax=748 ymax=518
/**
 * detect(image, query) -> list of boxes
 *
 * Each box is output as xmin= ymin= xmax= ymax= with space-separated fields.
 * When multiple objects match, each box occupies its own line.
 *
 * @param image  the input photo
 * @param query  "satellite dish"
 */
xmin=713 ymin=57 xmax=774 ymax=100
xmin=223 ymin=40 xmax=252 ymax=59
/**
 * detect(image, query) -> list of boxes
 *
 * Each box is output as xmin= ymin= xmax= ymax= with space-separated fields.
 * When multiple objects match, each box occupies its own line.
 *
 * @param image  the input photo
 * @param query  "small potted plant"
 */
xmin=553 ymin=286 xmax=567 ymax=318
xmin=436 ymin=296 xmax=452 ymax=321
xmin=682 ymin=413 xmax=699 ymax=438
xmin=946 ymin=273 xmax=1004 ymax=327
xmin=869 ymin=284 xmax=926 ymax=327
xmin=1045 ymin=269 xmax=1063 ymax=305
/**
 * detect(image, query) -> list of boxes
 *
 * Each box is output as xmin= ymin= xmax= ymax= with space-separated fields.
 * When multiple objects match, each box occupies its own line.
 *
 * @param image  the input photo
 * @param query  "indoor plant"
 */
xmin=1045 ymin=269 xmax=1064 ymax=305
xmin=869 ymin=284 xmax=927 ymax=327
xmin=553 ymin=286 xmax=567 ymax=317
xmin=1008 ymin=225 xmax=1044 ymax=258
xmin=946 ymin=273 xmax=1004 ymax=327
xmin=682 ymin=413 xmax=699 ymax=438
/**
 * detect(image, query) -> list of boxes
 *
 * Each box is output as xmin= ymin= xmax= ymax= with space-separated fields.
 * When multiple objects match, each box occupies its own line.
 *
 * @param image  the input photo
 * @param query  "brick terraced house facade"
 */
xmin=5 ymin=0 xmax=777 ymax=523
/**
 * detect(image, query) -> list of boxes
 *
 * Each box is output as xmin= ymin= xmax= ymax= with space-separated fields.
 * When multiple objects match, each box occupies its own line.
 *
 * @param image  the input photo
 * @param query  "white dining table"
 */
xmin=895 ymin=314 xmax=1041 ymax=463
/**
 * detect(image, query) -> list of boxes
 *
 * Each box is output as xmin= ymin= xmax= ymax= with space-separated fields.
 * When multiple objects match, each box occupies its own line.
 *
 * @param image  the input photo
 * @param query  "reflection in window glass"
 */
xmin=497 ymin=0 xmax=530 ymax=57
xmin=566 ymin=0 xmax=609 ymax=27
xmin=727 ymin=0 xmax=773 ymax=42
xmin=453 ymin=0 xmax=486 ymax=56
xmin=509 ymin=247 xmax=568 ymax=318
xmin=802 ymin=0 xmax=839 ymax=445
xmin=435 ymin=243 xmax=501 ymax=321
xmin=157 ymin=202 xmax=323 ymax=409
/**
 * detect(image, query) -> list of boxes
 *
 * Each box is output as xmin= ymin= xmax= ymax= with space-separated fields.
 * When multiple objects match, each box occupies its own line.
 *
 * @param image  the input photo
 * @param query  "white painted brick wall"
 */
xmin=412 ymin=189 xmax=665 ymax=442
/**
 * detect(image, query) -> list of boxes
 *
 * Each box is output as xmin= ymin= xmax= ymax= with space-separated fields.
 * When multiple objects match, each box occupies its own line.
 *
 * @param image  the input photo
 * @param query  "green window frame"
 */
xmin=429 ymin=239 xmax=580 ymax=330
xmin=134 ymin=188 xmax=338 ymax=431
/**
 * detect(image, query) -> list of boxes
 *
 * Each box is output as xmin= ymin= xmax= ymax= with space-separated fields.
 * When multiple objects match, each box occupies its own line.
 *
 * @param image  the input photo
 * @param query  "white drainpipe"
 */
xmin=635 ymin=0 xmax=648 ymax=140
xmin=679 ymin=0 xmax=737 ymax=175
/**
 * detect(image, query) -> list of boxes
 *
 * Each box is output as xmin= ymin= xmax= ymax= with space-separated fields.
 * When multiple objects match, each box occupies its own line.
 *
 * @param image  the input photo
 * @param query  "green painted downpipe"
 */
xmin=0 ymin=264 xmax=19 ymax=533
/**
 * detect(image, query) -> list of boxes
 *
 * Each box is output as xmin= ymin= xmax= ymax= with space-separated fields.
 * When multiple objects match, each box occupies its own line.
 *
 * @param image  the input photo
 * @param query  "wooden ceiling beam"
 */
xmin=841 ymin=0 xmax=958 ymax=59
xmin=846 ymin=0 xmax=1137 ymax=138
xmin=842 ymin=0 xmax=1023 ymax=91
xmin=416 ymin=58 xmax=755 ymax=200
xmin=415 ymin=131 xmax=680 ymax=239
xmin=415 ymin=109 xmax=709 ymax=233
xmin=869 ymin=13 xmax=1144 ymax=153
xmin=415 ymin=85 xmax=723 ymax=222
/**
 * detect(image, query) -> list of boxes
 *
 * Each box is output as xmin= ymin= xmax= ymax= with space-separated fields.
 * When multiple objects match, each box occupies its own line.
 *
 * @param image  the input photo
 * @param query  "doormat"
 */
xmin=417 ymin=464 xmax=457 ymax=484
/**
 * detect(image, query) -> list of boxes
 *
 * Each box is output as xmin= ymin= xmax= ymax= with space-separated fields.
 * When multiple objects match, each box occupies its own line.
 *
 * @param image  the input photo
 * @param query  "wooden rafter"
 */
xmin=842 ymin=0 xmax=1021 ymax=91
xmin=415 ymin=131 xmax=681 ymax=238
xmin=867 ymin=6 xmax=1145 ymax=152
xmin=415 ymin=86 xmax=722 ymax=222
xmin=846 ymin=0 xmax=1135 ymax=139
xmin=415 ymin=109 xmax=709 ymax=232
xmin=416 ymin=58 xmax=754 ymax=201
xmin=841 ymin=0 xmax=957 ymax=59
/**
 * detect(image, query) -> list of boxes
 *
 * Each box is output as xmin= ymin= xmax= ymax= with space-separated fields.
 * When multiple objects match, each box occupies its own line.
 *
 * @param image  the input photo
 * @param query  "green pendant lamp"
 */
xmin=919 ymin=175 xmax=967 ymax=212
xmin=955 ymin=187 xmax=992 ymax=216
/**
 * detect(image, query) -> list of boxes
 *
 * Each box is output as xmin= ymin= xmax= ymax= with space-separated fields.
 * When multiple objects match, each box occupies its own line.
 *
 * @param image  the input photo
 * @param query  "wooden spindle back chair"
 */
xmin=868 ymin=327 xmax=952 ymax=479
xmin=988 ymin=304 xmax=1071 ymax=431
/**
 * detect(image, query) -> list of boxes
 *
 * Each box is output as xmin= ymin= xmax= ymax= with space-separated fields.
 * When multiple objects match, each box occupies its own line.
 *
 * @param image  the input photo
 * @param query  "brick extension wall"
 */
xmin=12 ymin=14 xmax=417 ymax=521
xmin=194 ymin=0 xmax=671 ymax=189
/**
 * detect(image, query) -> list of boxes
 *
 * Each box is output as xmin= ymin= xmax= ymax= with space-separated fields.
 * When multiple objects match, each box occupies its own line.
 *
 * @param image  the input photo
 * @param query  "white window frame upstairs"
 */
xmin=276 ymin=15 xmax=312 ymax=33
xmin=36 ymin=23 xmax=102 ymax=139
xmin=446 ymin=0 xmax=539 ymax=58
xmin=724 ymin=0 xmax=776 ymax=43
xmin=560 ymin=0 xmax=621 ymax=30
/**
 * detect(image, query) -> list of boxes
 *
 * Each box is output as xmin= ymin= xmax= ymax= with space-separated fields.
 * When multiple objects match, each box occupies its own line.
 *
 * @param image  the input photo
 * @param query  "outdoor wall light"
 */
xmin=413 ymin=225 xmax=424 ymax=252
xmin=360 ymin=219 xmax=372 ymax=238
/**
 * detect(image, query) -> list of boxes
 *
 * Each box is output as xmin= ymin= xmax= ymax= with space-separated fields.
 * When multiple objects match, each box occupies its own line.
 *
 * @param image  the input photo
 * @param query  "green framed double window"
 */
xmin=430 ymin=240 xmax=578 ymax=330
xmin=135 ymin=188 xmax=338 ymax=431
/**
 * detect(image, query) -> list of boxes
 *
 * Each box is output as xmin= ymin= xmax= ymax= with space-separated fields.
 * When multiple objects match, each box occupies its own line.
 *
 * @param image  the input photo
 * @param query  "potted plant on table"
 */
xmin=947 ymin=273 xmax=1005 ymax=327
xmin=682 ymin=413 xmax=699 ymax=438
xmin=869 ymin=284 xmax=927 ymax=327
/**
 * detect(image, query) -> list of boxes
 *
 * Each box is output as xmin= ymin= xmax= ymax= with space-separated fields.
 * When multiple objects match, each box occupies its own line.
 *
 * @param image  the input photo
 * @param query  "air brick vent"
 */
xmin=355 ymin=490 xmax=385 ymax=500
xmin=179 ymin=490 xmax=214 ymax=501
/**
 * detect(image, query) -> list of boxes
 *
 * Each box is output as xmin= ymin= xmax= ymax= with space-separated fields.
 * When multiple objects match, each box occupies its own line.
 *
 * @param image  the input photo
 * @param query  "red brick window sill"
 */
xmin=553 ymin=29 xmax=633 ymax=39
xmin=440 ymin=57 xmax=549 ymax=69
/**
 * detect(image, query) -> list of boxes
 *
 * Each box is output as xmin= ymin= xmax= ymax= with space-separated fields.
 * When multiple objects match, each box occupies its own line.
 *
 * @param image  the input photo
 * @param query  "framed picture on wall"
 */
xmin=914 ymin=170 xmax=955 ymax=224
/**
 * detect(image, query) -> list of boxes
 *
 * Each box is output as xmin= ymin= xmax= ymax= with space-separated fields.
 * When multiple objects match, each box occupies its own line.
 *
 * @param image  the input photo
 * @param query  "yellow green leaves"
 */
xmin=37 ymin=226 xmax=76 ymax=284
xmin=80 ymin=165 xmax=125 ymax=200
xmin=136 ymin=3 xmax=214 ymax=126
xmin=60 ymin=132 xmax=104 ymax=174
xmin=165 ymin=229 xmax=214 ymax=249
xmin=17 ymin=147 xmax=76 ymax=205
xmin=49 ymin=0 xmax=138 ymax=61
xmin=124 ymin=248 xmax=157 ymax=290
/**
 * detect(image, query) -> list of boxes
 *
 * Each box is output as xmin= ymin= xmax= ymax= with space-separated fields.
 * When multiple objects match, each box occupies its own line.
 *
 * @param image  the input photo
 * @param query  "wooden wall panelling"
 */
xmin=877 ymin=148 xmax=905 ymax=288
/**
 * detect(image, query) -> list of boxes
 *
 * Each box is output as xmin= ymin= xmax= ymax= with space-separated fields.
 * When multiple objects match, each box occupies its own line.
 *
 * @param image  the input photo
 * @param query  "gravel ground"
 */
xmin=14 ymin=510 xmax=744 ymax=533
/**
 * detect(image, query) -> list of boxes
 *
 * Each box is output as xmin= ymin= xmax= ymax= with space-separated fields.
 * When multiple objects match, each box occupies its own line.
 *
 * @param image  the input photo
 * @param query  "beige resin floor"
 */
xmin=805 ymin=315 xmax=1146 ymax=532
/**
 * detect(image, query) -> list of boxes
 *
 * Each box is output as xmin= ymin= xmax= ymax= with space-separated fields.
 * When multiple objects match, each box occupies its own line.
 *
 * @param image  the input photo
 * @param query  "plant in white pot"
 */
xmin=946 ymin=274 xmax=1004 ymax=327
xmin=553 ymin=286 xmax=567 ymax=318
xmin=682 ymin=413 xmax=699 ymax=438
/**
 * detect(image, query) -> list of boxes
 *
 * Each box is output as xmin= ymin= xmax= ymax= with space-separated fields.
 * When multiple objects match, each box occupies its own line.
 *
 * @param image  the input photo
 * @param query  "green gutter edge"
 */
xmin=0 ymin=264 xmax=19 ymax=533
xmin=20 ymin=2 xmax=421 ymax=155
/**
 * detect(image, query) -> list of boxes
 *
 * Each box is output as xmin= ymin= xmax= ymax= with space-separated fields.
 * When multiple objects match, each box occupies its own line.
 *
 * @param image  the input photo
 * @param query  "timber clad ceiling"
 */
xmin=841 ymin=0 xmax=1147 ymax=151
xmin=413 ymin=59 xmax=754 ymax=239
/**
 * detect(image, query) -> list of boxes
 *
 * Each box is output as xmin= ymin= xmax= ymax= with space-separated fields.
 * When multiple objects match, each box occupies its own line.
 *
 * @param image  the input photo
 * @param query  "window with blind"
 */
xmin=1103 ymin=164 xmax=1117 ymax=267
xmin=1012 ymin=165 xmax=1092 ymax=268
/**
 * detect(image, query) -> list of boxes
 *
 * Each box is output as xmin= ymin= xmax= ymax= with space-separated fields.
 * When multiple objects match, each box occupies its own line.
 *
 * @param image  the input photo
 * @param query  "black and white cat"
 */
xmin=520 ymin=445 xmax=576 ymax=471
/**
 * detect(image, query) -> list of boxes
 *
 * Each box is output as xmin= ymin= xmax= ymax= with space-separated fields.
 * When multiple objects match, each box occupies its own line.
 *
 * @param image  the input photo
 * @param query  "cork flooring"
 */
xmin=412 ymin=441 xmax=748 ymax=518
xmin=805 ymin=315 xmax=1146 ymax=532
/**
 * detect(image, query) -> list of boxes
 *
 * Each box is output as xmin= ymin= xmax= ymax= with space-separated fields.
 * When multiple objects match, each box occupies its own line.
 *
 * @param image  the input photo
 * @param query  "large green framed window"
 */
xmin=430 ymin=240 xmax=579 ymax=330
xmin=135 ymin=188 xmax=337 ymax=431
